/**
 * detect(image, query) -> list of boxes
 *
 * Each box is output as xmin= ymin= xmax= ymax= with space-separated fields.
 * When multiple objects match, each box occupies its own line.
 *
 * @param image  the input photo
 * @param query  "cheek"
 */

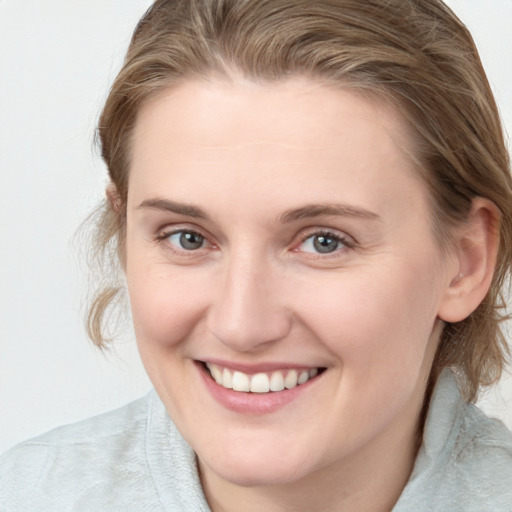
xmin=288 ymin=264 xmax=443 ymax=434
xmin=126 ymin=262 xmax=210 ymax=349
xmin=292 ymin=258 xmax=443 ymax=370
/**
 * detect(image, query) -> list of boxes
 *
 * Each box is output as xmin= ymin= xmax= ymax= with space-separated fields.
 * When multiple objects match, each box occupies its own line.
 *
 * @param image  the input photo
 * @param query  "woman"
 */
xmin=1 ymin=0 xmax=511 ymax=510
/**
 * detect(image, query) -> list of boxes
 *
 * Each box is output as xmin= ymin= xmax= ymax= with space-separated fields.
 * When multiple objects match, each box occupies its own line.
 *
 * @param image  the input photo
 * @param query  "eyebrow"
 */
xmin=137 ymin=198 xmax=380 ymax=224
xmin=136 ymin=198 xmax=210 ymax=220
xmin=279 ymin=203 xmax=381 ymax=223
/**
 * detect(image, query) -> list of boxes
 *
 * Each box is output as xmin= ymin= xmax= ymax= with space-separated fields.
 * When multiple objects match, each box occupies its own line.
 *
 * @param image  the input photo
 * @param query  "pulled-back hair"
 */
xmin=89 ymin=0 xmax=512 ymax=401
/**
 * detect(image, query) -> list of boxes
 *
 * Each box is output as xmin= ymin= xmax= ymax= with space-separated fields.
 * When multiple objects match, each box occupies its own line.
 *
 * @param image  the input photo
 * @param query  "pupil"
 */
xmin=180 ymin=232 xmax=204 ymax=250
xmin=313 ymin=235 xmax=338 ymax=254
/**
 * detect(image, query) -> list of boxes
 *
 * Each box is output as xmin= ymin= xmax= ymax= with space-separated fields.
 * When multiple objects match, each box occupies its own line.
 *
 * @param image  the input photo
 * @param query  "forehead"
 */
xmin=133 ymin=76 xmax=412 ymax=158
xmin=128 ymin=77 xmax=426 ymax=219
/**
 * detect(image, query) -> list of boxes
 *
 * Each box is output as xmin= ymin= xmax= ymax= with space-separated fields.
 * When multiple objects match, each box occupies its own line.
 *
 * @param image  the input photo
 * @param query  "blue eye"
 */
xmin=300 ymin=232 xmax=345 ymax=254
xmin=167 ymin=231 xmax=205 ymax=250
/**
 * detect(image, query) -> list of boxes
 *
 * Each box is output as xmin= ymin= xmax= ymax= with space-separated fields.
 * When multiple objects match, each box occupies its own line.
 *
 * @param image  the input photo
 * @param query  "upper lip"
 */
xmin=198 ymin=358 xmax=325 ymax=374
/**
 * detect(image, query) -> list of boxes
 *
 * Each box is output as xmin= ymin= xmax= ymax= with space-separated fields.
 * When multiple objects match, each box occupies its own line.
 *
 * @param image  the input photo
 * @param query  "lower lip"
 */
xmin=197 ymin=363 xmax=322 ymax=415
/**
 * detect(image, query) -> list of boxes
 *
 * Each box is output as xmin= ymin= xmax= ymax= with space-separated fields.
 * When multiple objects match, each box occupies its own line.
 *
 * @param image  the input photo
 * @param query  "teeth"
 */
xmin=298 ymin=370 xmax=309 ymax=385
xmin=269 ymin=371 xmax=285 ymax=392
xmin=232 ymin=371 xmax=250 ymax=392
xmin=250 ymin=373 xmax=270 ymax=393
xmin=222 ymin=368 xmax=233 ymax=389
xmin=205 ymin=363 xmax=321 ymax=394
xmin=284 ymin=369 xmax=298 ymax=389
xmin=210 ymin=364 xmax=223 ymax=384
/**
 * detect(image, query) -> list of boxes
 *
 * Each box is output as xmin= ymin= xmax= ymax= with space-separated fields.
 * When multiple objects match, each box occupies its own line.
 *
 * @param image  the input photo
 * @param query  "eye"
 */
xmin=166 ymin=230 xmax=206 ymax=250
xmin=298 ymin=231 xmax=349 ymax=254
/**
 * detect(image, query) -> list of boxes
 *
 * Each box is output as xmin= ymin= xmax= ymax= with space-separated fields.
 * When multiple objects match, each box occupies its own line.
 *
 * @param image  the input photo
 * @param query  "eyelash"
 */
xmin=155 ymin=227 xmax=355 ymax=258
xmin=155 ymin=227 xmax=212 ymax=255
xmin=295 ymin=230 xmax=355 ymax=258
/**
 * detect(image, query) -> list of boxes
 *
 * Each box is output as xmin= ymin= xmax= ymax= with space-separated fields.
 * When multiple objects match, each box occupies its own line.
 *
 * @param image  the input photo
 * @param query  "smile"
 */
xmin=205 ymin=362 xmax=322 ymax=393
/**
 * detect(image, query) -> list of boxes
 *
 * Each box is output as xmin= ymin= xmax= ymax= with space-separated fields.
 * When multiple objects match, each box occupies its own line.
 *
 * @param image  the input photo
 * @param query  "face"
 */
xmin=125 ymin=77 xmax=455 ymax=490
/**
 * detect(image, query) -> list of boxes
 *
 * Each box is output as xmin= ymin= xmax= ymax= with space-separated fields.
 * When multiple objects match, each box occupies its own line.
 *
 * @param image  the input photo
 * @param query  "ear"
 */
xmin=106 ymin=182 xmax=123 ymax=214
xmin=438 ymin=198 xmax=500 ymax=323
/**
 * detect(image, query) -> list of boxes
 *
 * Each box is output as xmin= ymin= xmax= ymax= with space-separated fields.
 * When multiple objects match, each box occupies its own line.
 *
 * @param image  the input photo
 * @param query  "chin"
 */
xmin=197 ymin=439 xmax=321 ymax=488
xmin=205 ymin=459 xmax=309 ymax=488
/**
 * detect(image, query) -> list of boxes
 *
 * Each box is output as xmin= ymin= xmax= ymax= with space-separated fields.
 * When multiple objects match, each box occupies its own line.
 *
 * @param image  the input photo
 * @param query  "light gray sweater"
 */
xmin=1 ymin=370 xmax=511 ymax=511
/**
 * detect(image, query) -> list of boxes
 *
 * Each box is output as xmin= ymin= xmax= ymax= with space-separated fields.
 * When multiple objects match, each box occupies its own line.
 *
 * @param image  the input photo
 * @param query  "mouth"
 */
xmin=203 ymin=362 xmax=326 ymax=394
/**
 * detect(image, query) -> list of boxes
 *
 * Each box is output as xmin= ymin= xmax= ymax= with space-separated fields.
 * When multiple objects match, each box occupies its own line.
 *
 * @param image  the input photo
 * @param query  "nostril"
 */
xmin=207 ymin=309 xmax=292 ymax=352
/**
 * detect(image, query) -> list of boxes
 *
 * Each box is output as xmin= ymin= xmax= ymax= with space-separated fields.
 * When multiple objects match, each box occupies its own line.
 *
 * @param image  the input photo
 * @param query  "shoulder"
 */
xmin=396 ymin=371 xmax=512 ymax=511
xmin=449 ymin=402 xmax=512 ymax=496
xmin=0 ymin=392 xmax=162 ymax=512
xmin=425 ymin=403 xmax=512 ymax=510
xmin=0 ymin=391 xmax=152 ymax=465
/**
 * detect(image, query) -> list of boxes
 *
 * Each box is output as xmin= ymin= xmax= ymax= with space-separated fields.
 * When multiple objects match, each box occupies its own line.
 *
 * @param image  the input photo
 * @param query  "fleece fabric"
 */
xmin=1 ymin=370 xmax=511 ymax=511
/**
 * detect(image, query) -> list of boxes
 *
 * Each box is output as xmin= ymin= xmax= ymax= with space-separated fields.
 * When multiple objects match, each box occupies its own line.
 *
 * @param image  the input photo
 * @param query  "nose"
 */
xmin=207 ymin=250 xmax=292 ymax=352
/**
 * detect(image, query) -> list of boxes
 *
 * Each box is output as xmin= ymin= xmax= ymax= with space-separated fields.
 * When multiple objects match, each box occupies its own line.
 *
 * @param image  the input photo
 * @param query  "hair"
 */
xmin=88 ymin=0 xmax=512 ymax=402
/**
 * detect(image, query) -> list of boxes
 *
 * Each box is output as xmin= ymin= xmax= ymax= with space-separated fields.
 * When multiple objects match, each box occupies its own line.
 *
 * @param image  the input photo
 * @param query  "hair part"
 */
xmin=89 ymin=0 xmax=512 ymax=401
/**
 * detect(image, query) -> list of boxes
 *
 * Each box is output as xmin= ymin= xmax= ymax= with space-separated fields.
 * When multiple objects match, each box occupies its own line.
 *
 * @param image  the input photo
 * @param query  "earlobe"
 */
xmin=438 ymin=198 xmax=500 ymax=323
xmin=106 ymin=182 xmax=123 ymax=214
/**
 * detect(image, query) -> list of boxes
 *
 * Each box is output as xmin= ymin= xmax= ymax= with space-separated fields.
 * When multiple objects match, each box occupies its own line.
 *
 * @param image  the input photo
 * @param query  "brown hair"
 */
xmin=89 ymin=0 xmax=512 ymax=401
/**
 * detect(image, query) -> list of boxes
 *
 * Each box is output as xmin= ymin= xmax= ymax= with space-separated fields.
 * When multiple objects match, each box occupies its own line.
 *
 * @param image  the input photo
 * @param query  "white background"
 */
xmin=1 ymin=0 xmax=511 ymax=454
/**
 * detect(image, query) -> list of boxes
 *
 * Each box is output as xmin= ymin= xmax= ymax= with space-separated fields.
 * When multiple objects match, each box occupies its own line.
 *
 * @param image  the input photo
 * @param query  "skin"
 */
xmin=122 ymin=76 xmax=492 ymax=512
